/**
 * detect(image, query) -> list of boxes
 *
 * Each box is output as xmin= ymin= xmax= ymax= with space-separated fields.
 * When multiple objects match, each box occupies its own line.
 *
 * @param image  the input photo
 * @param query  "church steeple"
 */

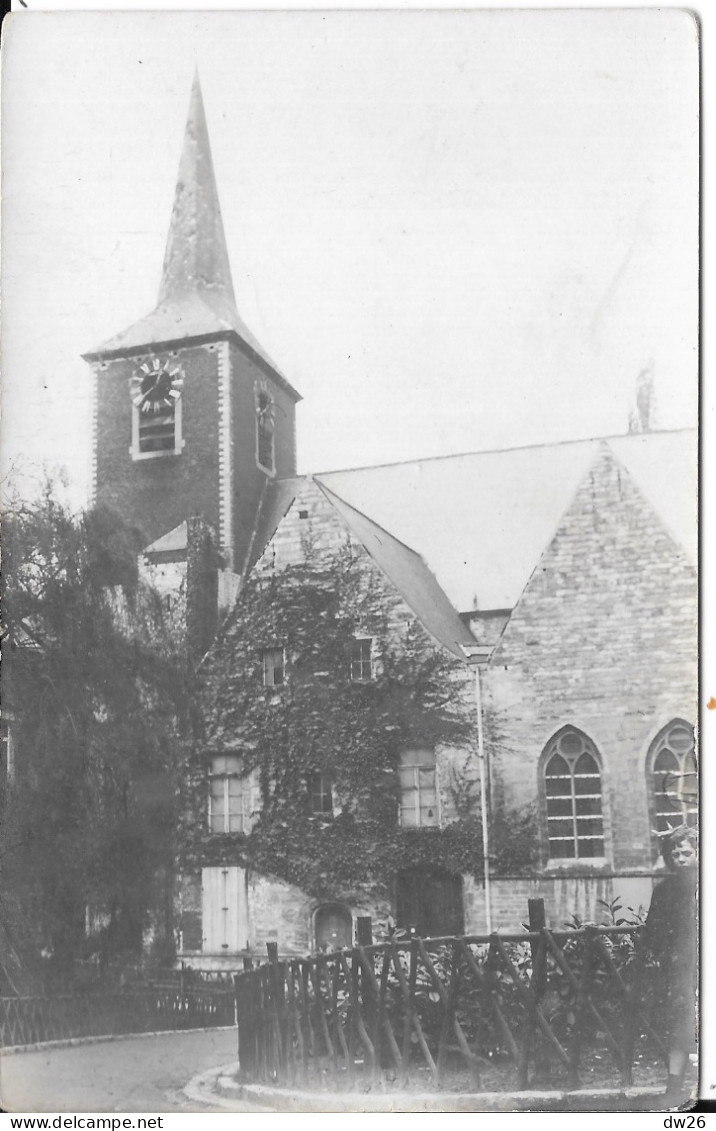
xmin=158 ymin=71 xmax=237 ymax=311
xmin=86 ymin=74 xmax=287 ymax=380
xmin=85 ymin=75 xmax=300 ymax=581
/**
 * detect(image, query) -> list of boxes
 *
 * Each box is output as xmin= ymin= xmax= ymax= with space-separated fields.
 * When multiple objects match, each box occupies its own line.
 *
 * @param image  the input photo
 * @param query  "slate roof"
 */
xmin=245 ymin=430 xmax=696 ymax=615
xmin=315 ymin=482 xmax=477 ymax=659
xmin=83 ymin=76 xmax=300 ymax=401
xmin=244 ymin=477 xmax=475 ymax=657
xmin=142 ymin=522 xmax=188 ymax=558
xmin=245 ymin=477 xmax=305 ymax=575
xmin=318 ymin=430 xmax=696 ymax=612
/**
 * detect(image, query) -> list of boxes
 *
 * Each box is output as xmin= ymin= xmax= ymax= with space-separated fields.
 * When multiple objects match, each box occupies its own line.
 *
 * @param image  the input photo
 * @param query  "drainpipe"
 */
xmin=461 ymin=645 xmax=493 ymax=933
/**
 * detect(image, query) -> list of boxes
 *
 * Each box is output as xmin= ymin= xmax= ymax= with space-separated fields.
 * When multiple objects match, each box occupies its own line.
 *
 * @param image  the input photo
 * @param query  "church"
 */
xmin=83 ymin=77 xmax=697 ymax=965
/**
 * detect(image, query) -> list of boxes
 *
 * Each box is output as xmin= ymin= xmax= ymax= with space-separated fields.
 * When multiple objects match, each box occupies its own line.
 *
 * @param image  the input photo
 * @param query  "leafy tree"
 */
xmin=1 ymin=484 xmax=190 ymax=985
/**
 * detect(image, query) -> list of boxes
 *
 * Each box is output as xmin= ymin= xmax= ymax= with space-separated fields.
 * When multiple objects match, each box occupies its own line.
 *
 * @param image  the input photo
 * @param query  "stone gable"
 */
xmin=484 ymin=444 xmax=697 ymax=875
xmin=175 ymin=478 xmax=481 ymax=955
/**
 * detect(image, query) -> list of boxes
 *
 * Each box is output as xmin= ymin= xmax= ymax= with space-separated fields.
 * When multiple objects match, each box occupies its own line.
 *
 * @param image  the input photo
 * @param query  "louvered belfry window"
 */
xmin=650 ymin=720 xmax=697 ymax=834
xmin=544 ymin=729 xmax=604 ymax=859
xmin=138 ymin=403 xmax=176 ymax=453
xmin=256 ymin=390 xmax=275 ymax=473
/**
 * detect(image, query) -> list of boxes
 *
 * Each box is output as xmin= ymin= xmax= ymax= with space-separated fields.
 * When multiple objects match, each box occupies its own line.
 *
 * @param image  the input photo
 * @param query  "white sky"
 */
xmin=0 ymin=8 xmax=699 ymax=505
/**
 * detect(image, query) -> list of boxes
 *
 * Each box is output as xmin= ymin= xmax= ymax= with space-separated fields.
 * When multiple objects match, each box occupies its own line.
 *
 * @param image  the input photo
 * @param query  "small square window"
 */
xmin=307 ymin=772 xmax=333 ymax=816
xmin=350 ymin=637 xmax=374 ymax=682
xmin=0 ymin=719 xmax=15 ymax=782
xmin=262 ymin=647 xmax=285 ymax=687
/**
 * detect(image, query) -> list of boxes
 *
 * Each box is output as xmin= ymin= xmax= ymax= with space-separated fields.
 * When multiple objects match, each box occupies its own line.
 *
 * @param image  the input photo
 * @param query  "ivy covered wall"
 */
xmin=175 ymin=482 xmax=502 ymax=952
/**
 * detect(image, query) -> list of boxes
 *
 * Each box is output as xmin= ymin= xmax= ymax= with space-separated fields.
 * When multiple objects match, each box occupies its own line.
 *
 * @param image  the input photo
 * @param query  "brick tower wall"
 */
xmin=227 ymin=340 xmax=297 ymax=572
xmin=93 ymin=343 xmax=221 ymax=546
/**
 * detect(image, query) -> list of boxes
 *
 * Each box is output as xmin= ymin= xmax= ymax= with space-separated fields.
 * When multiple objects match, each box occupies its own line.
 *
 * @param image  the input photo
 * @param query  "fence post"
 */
xmin=234 ymin=973 xmax=243 ymax=1067
xmin=528 ymin=899 xmax=547 ymax=999
xmin=621 ymin=927 xmax=645 ymax=1086
xmin=266 ymin=942 xmax=287 ymax=1081
xmin=528 ymin=899 xmax=548 ymax=1078
xmin=568 ymin=925 xmax=597 ymax=1089
xmin=356 ymin=917 xmax=373 ymax=946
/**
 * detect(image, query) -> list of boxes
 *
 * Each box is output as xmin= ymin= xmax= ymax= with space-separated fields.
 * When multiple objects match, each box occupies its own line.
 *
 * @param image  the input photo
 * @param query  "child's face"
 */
xmin=671 ymin=839 xmax=697 ymax=868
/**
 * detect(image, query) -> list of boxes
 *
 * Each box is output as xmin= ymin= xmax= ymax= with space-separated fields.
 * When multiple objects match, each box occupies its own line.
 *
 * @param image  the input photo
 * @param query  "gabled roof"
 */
xmin=317 ymin=430 xmax=696 ymax=612
xmin=315 ymin=482 xmax=477 ymax=659
xmin=142 ymin=521 xmax=187 ymax=559
xmin=246 ymin=477 xmax=475 ymax=658
xmin=83 ymin=75 xmax=299 ymax=400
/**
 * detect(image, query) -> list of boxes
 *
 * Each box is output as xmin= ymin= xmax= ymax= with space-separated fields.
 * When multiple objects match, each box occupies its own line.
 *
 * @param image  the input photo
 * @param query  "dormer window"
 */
xmin=255 ymin=382 xmax=275 ymax=474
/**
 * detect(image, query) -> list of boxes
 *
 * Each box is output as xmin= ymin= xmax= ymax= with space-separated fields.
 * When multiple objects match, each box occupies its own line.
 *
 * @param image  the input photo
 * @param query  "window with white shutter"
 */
xmin=201 ymin=866 xmax=248 ymax=953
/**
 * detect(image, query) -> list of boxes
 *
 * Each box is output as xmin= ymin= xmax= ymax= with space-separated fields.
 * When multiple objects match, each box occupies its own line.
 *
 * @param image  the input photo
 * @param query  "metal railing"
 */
xmin=0 ymin=986 xmax=235 ymax=1048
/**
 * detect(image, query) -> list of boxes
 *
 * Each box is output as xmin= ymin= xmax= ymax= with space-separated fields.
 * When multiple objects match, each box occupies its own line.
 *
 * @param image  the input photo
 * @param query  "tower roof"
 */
xmin=85 ymin=75 xmax=298 ymax=396
xmin=160 ymin=72 xmax=235 ymax=308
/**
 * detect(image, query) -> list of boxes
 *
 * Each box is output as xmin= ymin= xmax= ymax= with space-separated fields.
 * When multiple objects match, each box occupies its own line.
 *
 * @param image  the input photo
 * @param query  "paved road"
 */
xmin=1 ymin=1028 xmax=247 ymax=1114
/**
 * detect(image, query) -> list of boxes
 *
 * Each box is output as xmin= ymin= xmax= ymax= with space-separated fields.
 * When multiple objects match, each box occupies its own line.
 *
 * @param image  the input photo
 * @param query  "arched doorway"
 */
xmin=313 ymin=903 xmax=353 ymax=951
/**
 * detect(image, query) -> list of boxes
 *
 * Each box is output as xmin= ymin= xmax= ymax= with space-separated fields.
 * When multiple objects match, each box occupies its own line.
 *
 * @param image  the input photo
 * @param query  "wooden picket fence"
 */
xmin=0 ymin=986 xmax=235 ymax=1048
xmin=234 ymin=925 xmax=666 ymax=1092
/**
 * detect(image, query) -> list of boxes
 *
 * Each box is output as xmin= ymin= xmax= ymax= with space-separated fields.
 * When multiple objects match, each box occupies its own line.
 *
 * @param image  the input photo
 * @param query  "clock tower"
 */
xmin=83 ymin=75 xmax=301 ymax=575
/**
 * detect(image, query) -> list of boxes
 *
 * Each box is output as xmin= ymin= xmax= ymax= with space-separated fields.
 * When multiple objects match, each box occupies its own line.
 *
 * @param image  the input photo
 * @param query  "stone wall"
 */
xmin=178 ymin=867 xmax=393 ymax=964
xmin=483 ymin=444 xmax=697 ymax=876
xmin=175 ymin=448 xmax=695 ymax=965
xmin=466 ymin=874 xmax=656 ymax=934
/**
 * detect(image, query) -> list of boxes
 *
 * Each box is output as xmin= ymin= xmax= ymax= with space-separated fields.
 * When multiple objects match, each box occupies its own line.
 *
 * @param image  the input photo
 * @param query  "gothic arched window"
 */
xmin=649 ymin=719 xmax=697 ymax=837
xmin=543 ymin=728 xmax=604 ymax=859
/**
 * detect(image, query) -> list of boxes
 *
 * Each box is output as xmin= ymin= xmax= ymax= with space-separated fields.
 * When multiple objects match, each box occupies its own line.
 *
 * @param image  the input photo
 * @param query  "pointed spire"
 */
xmin=85 ymin=74 xmax=300 ymax=400
xmin=157 ymin=72 xmax=236 ymax=309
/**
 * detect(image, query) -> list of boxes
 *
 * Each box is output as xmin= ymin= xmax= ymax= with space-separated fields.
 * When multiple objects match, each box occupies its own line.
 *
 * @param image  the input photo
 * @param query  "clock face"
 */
xmin=130 ymin=359 xmax=184 ymax=414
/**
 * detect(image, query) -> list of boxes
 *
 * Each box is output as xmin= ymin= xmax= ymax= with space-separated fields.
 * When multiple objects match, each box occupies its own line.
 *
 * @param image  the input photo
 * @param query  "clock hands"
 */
xmin=131 ymin=363 xmax=184 ymax=412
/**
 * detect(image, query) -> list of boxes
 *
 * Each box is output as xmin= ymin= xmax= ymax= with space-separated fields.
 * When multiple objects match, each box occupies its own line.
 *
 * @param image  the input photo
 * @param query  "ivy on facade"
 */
xmin=185 ymin=536 xmax=537 ymax=899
